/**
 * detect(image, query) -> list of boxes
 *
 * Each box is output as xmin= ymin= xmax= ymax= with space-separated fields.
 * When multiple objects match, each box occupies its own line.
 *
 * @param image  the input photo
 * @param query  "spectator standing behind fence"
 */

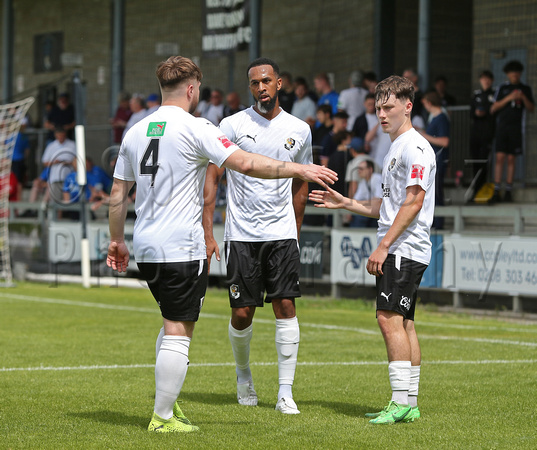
xmin=349 ymin=158 xmax=382 ymax=228
xmin=206 ymin=89 xmax=225 ymax=125
xmin=110 ymin=91 xmax=132 ymax=144
xmin=122 ymin=94 xmax=147 ymax=140
xmin=11 ymin=117 xmax=30 ymax=200
xmin=363 ymin=71 xmax=378 ymax=94
xmin=314 ymin=72 xmax=339 ymax=117
xmin=278 ymin=71 xmax=296 ymax=113
xmin=194 ymin=87 xmax=212 ymax=118
xmin=29 ymin=128 xmax=76 ymax=205
xmin=338 ymin=70 xmax=368 ymax=131
xmin=469 ymin=70 xmax=496 ymax=197
xmin=44 ymin=93 xmax=76 ymax=142
xmin=433 ymin=75 xmax=457 ymax=108
xmin=312 ymin=104 xmax=333 ymax=146
xmin=352 ymin=93 xmax=378 ymax=153
xmin=320 ymin=111 xmax=348 ymax=166
xmin=62 ymin=158 xmax=109 ymax=219
xmin=489 ymin=60 xmax=535 ymax=203
xmin=146 ymin=93 xmax=161 ymax=115
xmin=402 ymin=68 xmax=426 ymax=127
xmin=419 ymin=91 xmax=450 ymax=229
xmin=223 ymin=92 xmax=246 ymax=118
xmin=291 ymin=78 xmax=317 ymax=127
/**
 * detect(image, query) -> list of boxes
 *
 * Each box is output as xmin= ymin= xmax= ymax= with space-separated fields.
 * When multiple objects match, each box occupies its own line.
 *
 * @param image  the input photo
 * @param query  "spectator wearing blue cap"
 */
xmin=146 ymin=93 xmax=161 ymax=114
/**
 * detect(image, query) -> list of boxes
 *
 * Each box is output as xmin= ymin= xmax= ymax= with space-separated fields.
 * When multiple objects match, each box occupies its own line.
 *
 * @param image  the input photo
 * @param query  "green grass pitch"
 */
xmin=0 ymin=281 xmax=536 ymax=448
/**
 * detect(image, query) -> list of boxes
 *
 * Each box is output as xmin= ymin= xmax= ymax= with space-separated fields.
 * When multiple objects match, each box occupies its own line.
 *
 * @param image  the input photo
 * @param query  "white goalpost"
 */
xmin=0 ymin=97 xmax=35 ymax=286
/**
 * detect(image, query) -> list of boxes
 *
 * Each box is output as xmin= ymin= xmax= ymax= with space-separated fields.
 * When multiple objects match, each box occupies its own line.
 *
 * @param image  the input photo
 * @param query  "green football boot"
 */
xmin=148 ymin=412 xmax=199 ymax=433
xmin=369 ymin=401 xmax=412 ymax=425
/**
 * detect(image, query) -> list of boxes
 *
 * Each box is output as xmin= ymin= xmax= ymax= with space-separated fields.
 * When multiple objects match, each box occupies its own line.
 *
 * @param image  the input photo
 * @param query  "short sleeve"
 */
xmin=294 ymin=131 xmax=313 ymax=165
xmin=197 ymin=118 xmax=239 ymax=168
xmin=403 ymin=144 xmax=435 ymax=191
xmin=113 ymin=142 xmax=135 ymax=181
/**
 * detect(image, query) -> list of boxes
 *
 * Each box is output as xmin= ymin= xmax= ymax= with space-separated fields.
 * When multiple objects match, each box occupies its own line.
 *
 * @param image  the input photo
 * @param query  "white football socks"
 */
xmin=229 ymin=321 xmax=253 ymax=384
xmin=155 ymin=327 xmax=165 ymax=359
xmin=275 ymin=317 xmax=300 ymax=400
xmin=389 ymin=360 xmax=411 ymax=405
xmin=408 ymin=365 xmax=421 ymax=408
xmin=154 ymin=335 xmax=191 ymax=419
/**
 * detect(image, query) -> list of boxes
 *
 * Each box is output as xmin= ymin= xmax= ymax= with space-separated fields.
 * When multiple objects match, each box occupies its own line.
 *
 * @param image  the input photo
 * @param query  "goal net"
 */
xmin=0 ymin=97 xmax=35 ymax=286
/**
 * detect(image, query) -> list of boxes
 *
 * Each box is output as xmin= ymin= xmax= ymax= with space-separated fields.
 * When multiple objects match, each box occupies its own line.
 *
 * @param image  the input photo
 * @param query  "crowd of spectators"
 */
xmin=6 ymin=60 xmax=533 ymax=226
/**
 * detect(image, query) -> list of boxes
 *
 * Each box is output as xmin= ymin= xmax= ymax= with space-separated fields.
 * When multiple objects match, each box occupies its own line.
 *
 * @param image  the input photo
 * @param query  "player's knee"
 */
xmin=231 ymin=307 xmax=254 ymax=329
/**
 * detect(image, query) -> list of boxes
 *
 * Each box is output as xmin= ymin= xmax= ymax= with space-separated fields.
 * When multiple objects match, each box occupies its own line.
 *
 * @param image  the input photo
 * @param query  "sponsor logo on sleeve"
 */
xmin=217 ymin=135 xmax=234 ymax=148
xmin=146 ymin=122 xmax=166 ymax=137
xmin=411 ymin=164 xmax=425 ymax=180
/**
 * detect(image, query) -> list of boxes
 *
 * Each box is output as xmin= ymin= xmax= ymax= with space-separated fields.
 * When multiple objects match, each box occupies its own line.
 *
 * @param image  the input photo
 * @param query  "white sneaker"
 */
xmin=237 ymin=379 xmax=258 ymax=406
xmin=275 ymin=397 xmax=300 ymax=414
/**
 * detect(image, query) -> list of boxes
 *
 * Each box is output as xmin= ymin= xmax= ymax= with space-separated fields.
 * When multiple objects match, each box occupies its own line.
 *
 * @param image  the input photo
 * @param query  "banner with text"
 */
xmin=202 ymin=0 xmax=251 ymax=57
xmin=442 ymin=235 xmax=537 ymax=296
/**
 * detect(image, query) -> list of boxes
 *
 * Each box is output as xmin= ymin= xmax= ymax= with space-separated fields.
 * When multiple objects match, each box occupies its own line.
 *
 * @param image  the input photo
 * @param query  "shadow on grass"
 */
xmin=290 ymin=400 xmax=374 ymax=418
xmin=69 ymin=410 xmax=148 ymax=429
xmin=180 ymin=392 xmax=373 ymax=419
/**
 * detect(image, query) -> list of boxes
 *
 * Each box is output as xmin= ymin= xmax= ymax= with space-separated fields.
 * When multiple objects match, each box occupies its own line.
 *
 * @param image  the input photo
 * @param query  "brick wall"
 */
xmin=2 ymin=0 xmax=536 ymax=182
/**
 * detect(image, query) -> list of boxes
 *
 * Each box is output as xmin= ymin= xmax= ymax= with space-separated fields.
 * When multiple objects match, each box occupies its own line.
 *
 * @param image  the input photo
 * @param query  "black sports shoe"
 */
xmin=488 ymin=190 xmax=501 ymax=205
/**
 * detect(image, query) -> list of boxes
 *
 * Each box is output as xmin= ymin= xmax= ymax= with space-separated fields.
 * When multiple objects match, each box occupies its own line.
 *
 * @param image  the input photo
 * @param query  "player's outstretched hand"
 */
xmin=309 ymin=185 xmax=349 ymax=209
xmin=300 ymin=164 xmax=338 ymax=187
xmin=107 ymin=241 xmax=130 ymax=273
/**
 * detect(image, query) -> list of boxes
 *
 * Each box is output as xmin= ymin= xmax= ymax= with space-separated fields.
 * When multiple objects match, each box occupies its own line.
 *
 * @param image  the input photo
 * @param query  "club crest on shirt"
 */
xmin=230 ymin=284 xmax=240 ymax=299
xmin=388 ymin=158 xmax=396 ymax=171
xmin=146 ymin=122 xmax=166 ymax=137
xmin=284 ymin=137 xmax=296 ymax=150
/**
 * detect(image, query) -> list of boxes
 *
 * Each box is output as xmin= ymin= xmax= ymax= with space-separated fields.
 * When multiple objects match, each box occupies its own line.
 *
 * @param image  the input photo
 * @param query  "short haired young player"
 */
xmin=203 ymin=57 xmax=312 ymax=415
xmin=107 ymin=56 xmax=337 ymax=434
xmin=309 ymin=75 xmax=436 ymax=424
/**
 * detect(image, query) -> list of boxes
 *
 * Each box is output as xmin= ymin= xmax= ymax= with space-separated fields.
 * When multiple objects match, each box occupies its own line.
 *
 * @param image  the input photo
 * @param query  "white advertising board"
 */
xmin=442 ymin=235 xmax=537 ymax=296
xmin=330 ymin=229 xmax=377 ymax=286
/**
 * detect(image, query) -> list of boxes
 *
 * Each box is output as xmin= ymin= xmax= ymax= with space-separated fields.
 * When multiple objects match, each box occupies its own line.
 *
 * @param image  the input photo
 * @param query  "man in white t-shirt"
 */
xmin=40 ymin=128 xmax=76 ymax=202
xmin=309 ymin=75 xmax=436 ymax=425
xmin=337 ymin=70 xmax=368 ymax=131
xmin=107 ymin=56 xmax=337 ymax=434
xmin=203 ymin=58 xmax=312 ymax=415
xmin=349 ymin=158 xmax=382 ymax=228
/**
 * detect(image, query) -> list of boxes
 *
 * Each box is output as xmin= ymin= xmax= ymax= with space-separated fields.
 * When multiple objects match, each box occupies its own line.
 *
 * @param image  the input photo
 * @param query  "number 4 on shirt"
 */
xmin=140 ymin=138 xmax=159 ymax=187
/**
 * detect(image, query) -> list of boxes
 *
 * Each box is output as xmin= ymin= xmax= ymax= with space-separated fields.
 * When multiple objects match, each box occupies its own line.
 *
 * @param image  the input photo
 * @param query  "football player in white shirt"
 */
xmin=309 ymin=75 xmax=436 ymax=425
xmin=106 ymin=56 xmax=337 ymax=434
xmin=203 ymin=58 xmax=313 ymax=415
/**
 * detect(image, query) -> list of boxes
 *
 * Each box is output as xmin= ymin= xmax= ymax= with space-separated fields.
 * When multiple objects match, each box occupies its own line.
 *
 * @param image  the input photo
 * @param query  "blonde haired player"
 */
xmin=107 ymin=56 xmax=337 ymax=433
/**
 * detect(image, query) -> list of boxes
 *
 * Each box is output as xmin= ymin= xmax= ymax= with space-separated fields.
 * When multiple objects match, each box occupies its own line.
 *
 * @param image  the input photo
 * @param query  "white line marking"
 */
xmin=1 ymin=293 xmax=535 ymax=347
xmin=2 ymin=359 xmax=536 ymax=373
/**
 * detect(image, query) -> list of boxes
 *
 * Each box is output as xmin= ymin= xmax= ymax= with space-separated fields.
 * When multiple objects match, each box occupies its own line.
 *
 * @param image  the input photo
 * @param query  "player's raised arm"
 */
xmin=309 ymin=185 xmax=381 ymax=218
xmin=222 ymin=148 xmax=338 ymax=186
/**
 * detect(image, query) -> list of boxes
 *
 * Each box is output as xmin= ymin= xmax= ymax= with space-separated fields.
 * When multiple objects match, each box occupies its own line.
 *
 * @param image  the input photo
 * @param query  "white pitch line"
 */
xmin=1 ymin=359 xmax=536 ymax=373
xmin=1 ymin=293 xmax=536 ymax=346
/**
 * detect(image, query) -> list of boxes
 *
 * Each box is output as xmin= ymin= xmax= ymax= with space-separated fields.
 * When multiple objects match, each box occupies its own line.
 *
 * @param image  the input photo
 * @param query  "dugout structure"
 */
xmin=0 ymin=97 xmax=35 ymax=286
